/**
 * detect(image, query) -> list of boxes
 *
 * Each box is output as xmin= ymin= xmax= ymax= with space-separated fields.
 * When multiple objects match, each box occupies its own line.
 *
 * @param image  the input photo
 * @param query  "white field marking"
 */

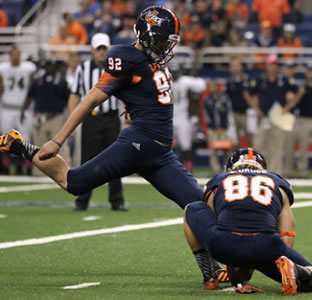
xmin=0 ymin=200 xmax=312 ymax=250
xmin=292 ymin=200 xmax=312 ymax=208
xmin=63 ymin=282 xmax=100 ymax=289
xmin=0 ymin=183 xmax=58 ymax=193
xmin=82 ymin=216 xmax=101 ymax=221
xmin=219 ymin=287 xmax=235 ymax=292
xmin=0 ymin=218 xmax=183 ymax=249
xmin=1 ymin=175 xmax=312 ymax=186
xmin=0 ymin=214 xmax=7 ymax=218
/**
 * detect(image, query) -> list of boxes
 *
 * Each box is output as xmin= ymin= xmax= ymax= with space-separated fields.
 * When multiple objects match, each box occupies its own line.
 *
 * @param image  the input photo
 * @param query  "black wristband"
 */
xmin=51 ymin=139 xmax=62 ymax=148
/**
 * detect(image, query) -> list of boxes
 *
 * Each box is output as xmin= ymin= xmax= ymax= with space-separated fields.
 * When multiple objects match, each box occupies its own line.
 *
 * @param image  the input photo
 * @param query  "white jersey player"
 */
xmin=0 ymin=46 xmax=36 ymax=141
xmin=172 ymin=74 xmax=206 ymax=172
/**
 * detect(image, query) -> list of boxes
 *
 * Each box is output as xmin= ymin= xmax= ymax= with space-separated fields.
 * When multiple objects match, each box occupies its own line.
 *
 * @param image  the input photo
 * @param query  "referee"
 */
xmin=69 ymin=33 xmax=126 ymax=211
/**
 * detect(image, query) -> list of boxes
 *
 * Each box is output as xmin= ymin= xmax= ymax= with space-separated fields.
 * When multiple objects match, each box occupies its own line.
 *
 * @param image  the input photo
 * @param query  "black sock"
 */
xmin=10 ymin=140 xmax=40 ymax=162
xmin=193 ymin=248 xmax=217 ymax=282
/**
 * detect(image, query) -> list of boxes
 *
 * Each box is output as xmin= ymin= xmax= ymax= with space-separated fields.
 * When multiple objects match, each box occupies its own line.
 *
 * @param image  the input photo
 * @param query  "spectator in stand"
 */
xmin=0 ymin=3 xmax=8 ymax=27
xmin=49 ymin=24 xmax=77 ymax=58
xmin=182 ymin=15 xmax=205 ymax=49
xmin=284 ymin=0 xmax=303 ymax=24
xmin=226 ymin=0 xmax=249 ymax=29
xmin=73 ymin=0 xmax=96 ymax=35
xmin=224 ymin=28 xmax=248 ymax=59
xmin=193 ymin=0 xmax=224 ymax=28
xmin=225 ymin=58 xmax=254 ymax=148
xmin=277 ymin=23 xmax=302 ymax=60
xmin=252 ymin=0 xmax=290 ymax=33
xmin=63 ymin=13 xmax=88 ymax=45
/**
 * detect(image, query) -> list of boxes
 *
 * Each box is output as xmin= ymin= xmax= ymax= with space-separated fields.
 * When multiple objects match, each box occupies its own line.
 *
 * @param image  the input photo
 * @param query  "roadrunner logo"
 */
xmin=145 ymin=10 xmax=163 ymax=27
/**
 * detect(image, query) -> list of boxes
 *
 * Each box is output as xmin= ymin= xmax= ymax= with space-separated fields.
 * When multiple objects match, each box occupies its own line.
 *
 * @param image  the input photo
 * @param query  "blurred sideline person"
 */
xmin=281 ymin=61 xmax=300 ymax=178
xmin=225 ymin=58 xmax=254 ymax=148
xmin=204 ymin=80 xmax=232 ymax=174
xmin=20 ymin=60 xmax=71 ymax=176
xmin=251 ymin=55 xmax=295 ymax=174
xmin=286 ymin=66 xmax=312 ymax=178
xmin=184 ymin=148 xmax=312 ymax=295
xmin=0 ymin=6 xmax=226 ymax=283
xmin=69 ymin=33 xmax=126 ymax=211
xmin=171 ymin=62 xmax=206 ymax=172
xmin=0 ymin=46 xmax=36 ymax=175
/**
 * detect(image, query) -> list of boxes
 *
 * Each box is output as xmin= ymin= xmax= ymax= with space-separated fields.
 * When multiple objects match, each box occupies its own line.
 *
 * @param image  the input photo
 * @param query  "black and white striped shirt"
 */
xmin=71 ymin=59 xmax=118 ymax=113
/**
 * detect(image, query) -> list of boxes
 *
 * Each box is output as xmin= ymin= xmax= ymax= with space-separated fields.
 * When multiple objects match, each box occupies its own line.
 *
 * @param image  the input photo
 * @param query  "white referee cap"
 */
xmin=91 ymin=33 xmax=111 ymax=49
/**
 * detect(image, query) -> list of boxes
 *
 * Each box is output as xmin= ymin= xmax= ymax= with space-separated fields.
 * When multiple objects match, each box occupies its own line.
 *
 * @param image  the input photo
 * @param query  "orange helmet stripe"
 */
xmin=164 ymin=7 xmax=179 ymax=35
xmin=248 ymin=148 xmax=254 ymax=160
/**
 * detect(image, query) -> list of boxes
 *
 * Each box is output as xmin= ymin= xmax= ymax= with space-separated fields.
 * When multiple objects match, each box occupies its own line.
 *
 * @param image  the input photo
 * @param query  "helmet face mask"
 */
xmin=134 ymin=6 xmax=181 ymax=64
xmin=225 ymin=148 xmax=267 ymax=172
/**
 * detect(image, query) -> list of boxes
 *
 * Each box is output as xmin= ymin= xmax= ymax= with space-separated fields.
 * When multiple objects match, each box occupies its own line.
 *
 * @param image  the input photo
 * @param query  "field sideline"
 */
xmin=0 ymin=176 xmax=312 ymax=299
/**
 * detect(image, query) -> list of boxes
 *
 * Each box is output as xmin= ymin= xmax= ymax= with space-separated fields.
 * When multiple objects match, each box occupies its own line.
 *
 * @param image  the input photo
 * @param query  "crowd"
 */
xmin=0 ymin=0 xmax=311 ymax=178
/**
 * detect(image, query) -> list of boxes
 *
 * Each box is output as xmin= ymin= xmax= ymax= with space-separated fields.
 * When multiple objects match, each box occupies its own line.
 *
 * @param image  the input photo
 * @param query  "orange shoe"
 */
xmin=204 ymin=278 xmax=219 ymax=290
xmin=235 ymin=283 xmax=264 ymax=294
xmin=0 ymin=130 xmax=24 ymax=152
xmin=276 ymin=256 xmax=298 ymax=296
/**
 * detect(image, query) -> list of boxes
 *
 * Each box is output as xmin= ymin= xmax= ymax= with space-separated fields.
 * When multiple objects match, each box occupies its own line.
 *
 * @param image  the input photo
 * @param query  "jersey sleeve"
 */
xmin=274 ymin=173 xmax=294 ymax=205
xmin=96 ymin=46 xmax=133 ymax=96
xmin=203 ymin=174 xmax=223 ymax=201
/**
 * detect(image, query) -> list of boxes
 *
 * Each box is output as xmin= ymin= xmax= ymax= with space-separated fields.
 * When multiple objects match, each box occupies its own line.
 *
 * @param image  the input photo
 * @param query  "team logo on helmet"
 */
xmin=145 ymin=10 xmax=163 ymax=27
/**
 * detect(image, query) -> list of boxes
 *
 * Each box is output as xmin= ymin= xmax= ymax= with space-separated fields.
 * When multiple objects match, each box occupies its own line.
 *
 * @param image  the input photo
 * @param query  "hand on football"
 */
xmin=38 ymin=140 xmax=60 ymax=160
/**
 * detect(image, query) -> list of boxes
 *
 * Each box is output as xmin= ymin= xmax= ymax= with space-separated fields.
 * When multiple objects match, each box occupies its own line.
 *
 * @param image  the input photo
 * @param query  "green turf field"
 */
xmin=0 ymin=176 xmax=312 ymax=299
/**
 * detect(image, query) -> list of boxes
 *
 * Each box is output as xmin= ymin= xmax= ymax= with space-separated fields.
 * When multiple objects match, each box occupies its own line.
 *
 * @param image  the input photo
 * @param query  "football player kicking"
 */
xmin=184 ymin=147 xmax=312 ymax=295
xmin=0 ymin=6 xmax=228 ymax=287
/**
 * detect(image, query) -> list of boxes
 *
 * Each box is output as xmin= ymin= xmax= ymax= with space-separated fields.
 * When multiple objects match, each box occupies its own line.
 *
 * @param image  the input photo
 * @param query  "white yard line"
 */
xmin=0 ymin=183 xmax=58 ymax=193
xmin=63 ymin=282 xmax=100 ymax=289
xmin=0 ymin=218 xmax=183 ymax=249
xmin=1 ymin=175 xmax=312 ymax=186
xmin=0 ymin=200 xmax=311 ymax=250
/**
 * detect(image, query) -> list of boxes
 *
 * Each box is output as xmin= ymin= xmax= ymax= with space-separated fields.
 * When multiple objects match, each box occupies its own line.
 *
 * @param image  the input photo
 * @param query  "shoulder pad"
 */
xmin=204 ymin=174 xmax=224 ymax=197
xmin=271 ymin=172 xmax=294 ymax=205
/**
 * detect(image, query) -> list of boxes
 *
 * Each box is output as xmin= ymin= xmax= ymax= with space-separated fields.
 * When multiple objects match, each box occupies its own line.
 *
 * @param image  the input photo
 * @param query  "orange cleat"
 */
xmin=276 ymin=256 xmax=298 ymax=296
xmin=204 ymin=278 xmax=219 ymax=290
xmin=0 ymin=130 xmax=24 ymax=152
xmin=235 ymin=283 xmax=264 ymax=294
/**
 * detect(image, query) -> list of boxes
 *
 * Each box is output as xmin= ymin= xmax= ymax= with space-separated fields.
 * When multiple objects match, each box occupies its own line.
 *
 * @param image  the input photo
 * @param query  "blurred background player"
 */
xmin=0 ymin=45 xmax=36 ymax=175
xmin=281 ymin=60 xmax=300 ymax=178
xmin=20 ymin=59 xmax=71 ymax=176
xmin=171 ymin=60 xmax=206 ymax=173
xmin=204 ymin=80 xmax=232 ymax=174
xmin=250 ymin=55 xmax=295 ymax=174
xmin=69 ymin=33 xmax=126 ymax=211
xmin=184 ymin=147 xmax=312 ymax=295
xmin=225 ymin=58 xmax=254 ymax=148
xmin=286 ymin=65 xmax=312 ymax=178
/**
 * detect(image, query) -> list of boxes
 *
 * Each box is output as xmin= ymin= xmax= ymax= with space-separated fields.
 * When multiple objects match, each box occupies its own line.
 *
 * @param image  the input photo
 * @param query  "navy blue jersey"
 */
xmin=203 ymin=169 xmax=294 ymax=233
xmin=225 ymin=75 xmax=250 ymax=113
xmin=249 ymin=77 xmax=286 ymax=115
xmin=96 ymin=44 xmax=174 ymax=144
